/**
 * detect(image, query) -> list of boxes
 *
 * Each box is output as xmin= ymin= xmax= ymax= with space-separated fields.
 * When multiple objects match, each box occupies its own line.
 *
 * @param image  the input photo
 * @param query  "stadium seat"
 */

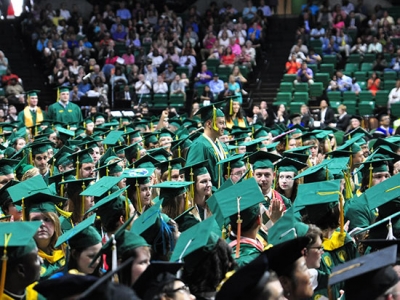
xmin=292 ymin=92 xmax=309 ymax=103
xmin=327 ymin=91 xmax=342 ymax=102
xmin=309 ymin=82 xmax=324 ymax=97
xmin=375 ymin=90 xmax=390 ymax=107
xmin=283 ymin=74 xmax=297 ymax=82
xmin=358 ymin=101 xmax=375 ymax=115
xmin=314 ymin=73 xmax=330 ymax=87
xmin=294 ymin=82 xmax=309 ymax=92
xmin=319 ymin=64 xmax=335 ymax=76
xmin=278 ymin=82 xmax=293 ymax=93
xmin=274 ymin=92 xmax=292 ymax=106
xmin=358 ymin=91 xmax=373 ymax=102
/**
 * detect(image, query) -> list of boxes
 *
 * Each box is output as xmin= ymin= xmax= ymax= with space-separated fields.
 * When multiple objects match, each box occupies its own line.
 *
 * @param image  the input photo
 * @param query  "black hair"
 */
xmin=302 ymin=203 xmax=340 ymax=230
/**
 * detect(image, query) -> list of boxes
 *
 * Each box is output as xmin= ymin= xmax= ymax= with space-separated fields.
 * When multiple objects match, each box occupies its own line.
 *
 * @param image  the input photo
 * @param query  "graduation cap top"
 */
xmin=194 ymin=101 xmax=225 ymax=125
xmin=0 ymin=158 xmax=19 ymax=176
xmin=248 ymin=150 xmax=281 ymax=170
xmin=55 ymin=214 xmax=101 ymax=249
xmin=275 ymin=157 xmax=307 ymax=174
xmin=25 ymin=90 xmax=41 ymax=97
xmin=156 ymin=157 xmax=185 ymax=178
xmin=364 ymin=173 xmax=400 ymax=210
xmin=328 ymin=244 xmax=398 ymax=300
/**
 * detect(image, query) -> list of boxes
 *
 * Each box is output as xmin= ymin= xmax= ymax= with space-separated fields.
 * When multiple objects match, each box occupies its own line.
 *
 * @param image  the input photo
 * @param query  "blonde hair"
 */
xmin=21 ymin=168 xmax=40 ymax=181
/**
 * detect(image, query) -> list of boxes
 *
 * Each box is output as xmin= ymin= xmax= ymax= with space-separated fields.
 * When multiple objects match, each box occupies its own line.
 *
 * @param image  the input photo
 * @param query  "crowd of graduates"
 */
xmin=0 ymin=85 xmax=400 ymax=300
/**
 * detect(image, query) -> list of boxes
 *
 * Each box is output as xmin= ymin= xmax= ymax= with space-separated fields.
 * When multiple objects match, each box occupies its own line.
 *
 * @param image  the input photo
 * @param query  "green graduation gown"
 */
xmin=345 ymin=194 xmax=378 ymax=231
xmin=186 ymin=134 xmax=227 ymax=188
xmin=47 ymin=101 xmax=83 ymax=124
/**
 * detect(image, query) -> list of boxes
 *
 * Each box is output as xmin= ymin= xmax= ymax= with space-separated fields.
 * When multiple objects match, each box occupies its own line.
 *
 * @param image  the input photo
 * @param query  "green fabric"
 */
xmin=175 ymin=211 xmax=200 ymax=233
xmin=345 ymin=194 xmax=378 ymax=231
xmin=227 ymin=238 xmax=263 ymax=268
xmin=0 ymin=158 xmax=18 ymax=175
xmin=47 ymin=102 xmax=83 ymax=124
xmin=185 ymin=135 xmax=226 ymax=188
xmin=40 ymin=254 xmax=65 ymax=279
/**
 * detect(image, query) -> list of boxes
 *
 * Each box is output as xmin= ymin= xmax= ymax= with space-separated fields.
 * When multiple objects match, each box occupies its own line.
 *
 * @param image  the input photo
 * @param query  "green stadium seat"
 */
xmin=375 ymin=90 xmax=390 ymax=107
xmin=344 ymin=63 xmax=359 ymax=73
xmin=315 ymin=73 xmax=330 ymax=87
xmin=327 ymin=91 xmax=342 ymax=102
xmin=239 ymin=65 xmax=250 ymax=78
xmin=206 ymin=58 xmax=221 ymax=69
xmin=274 ymin=92 xmax=292 ymax=105
xmin=176 ymin=66 xmax=189 ymax=77
xmin=358 ymin=81 xmax=367 ymax=90
xmin=383 ymin=80 xmax=397 ymax=91
xmin=309 ymin=39 xmax=322 ymax=48
xmin=391 ymin=102 xmax=400 ymax=118
xmin=354 ymin=71 xmax=367 ymax=82
xmin=283 ymin=74 xmax=297 ymax=82
xmin=330 ymin=101 xmax=342 ymax=113
xmin=322 ymin=55 xmax=337 ymax=65
xmin=152 ymin=93 xmax=169 ymax=109
xmin=358 ymin=101 xmax=375 ymax=115
xmin=342 ymin=91 xmax=357 ymax=102
xmin=363 ymin=54 xmax=376 ymax=63
xmin=278 ymin=82 xmax=293 ymax=93
xmin=309 ymin=82 xmax=324 ymax=97
xmin=383 ymin=72 xmax=397 ymax=81
xmin=342 ymin=101 xmax=357 ymax=115
xmin=347 ymin=54 xmax=361 ymax=64
xmin=217 ymin=66 xmax=233 ymax=77
xmin=292 ymin=92 xmax=309 ymax=103
xmin=358 ymin=91 xmax=373 ymax=102
xmin=289 ymin=102 xmax=305 ymax=114
xmin=360 ymin=63 xmax=373 ymax=72
xmin=308 ymin=64 xmax=318 ymax=76
xmin=319 ymin=63 xmax=335 ymax=76
xmin=294 ymin=82 xmax=309 ymax=92
xmin=0 ymin=88 xmax=4 ymax=97
xmin=169 ymin=94 xmax=185 ymax=108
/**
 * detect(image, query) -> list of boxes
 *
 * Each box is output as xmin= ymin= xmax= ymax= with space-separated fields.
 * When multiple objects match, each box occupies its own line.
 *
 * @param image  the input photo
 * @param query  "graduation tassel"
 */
xmin=0 ymin=233 xmax=12 ymax=298
xmin=227 ymin=162 xmax=231 ymax=178
xmin=29 ymin=149 xmax=33 ymax=166
xmin=272 ymin=166 xmax=278 ymax=190
xmin=368 ymin=163 xmax=373 ymax=189
xmin=136 ymin=179 xmax=142 ymax=213
xmin=106 ymin=166 xmax=109 ymax=176
xmin=387 ymin=218 xmax=396 ymax=240
xmin=124 ymin=192 xmax=130 ymax=228
xmin=60 ymin=175 xmax=65 ymax=197
xmin=246 ymin=158 xmax=253 ymax=179
xmin=111 ymin=234 xmax=118 ymax=283
xmin=21 ymin=198 xmax=25 ymax=221
xmin=339 ymin=193 xmax=344 ymax=234
xmin=81 ymin=182 xmax=86 ymax=218
xmin=168 ymin=162 xmax=172 ymax=181
xmin=285 ymin=134 xmax=289 ymax=151
xmin=327 ymin=137 xmax=332 ymax=152
xmin=212 ymin=106 xmax=219 ymax=131
xmin=57 ymin=88 xmax=60 ymax=102
xmin=178 ymin=145 xmax=181 ymax=158
xmin=235 ymin=197 xmax=242 ymax=259
xmin=50 ymin=158 xmax=55 ymax=177
xmin=229 ymin=98 xmax=233 ymax=115
xmin=325 ymin=167 xmax=329 ymax=181
xmin=190 ymin=168 xmax=195 ymax=199
xmin=343 ymin=170 xmax=353 ymax=200
xmin=76 ymin=157 xmax=80 ymax=179
xmin=185 ymin=190 xmax=189 ymax=211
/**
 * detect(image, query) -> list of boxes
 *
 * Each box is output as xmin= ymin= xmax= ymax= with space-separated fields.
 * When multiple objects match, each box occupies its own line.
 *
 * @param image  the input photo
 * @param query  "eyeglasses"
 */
xmin=308 ymin=246 xmax=324 ymax=251
xmin=232 ymin=172 xmax=244 ymax=177
xmin=165 ymin=284 xmax=191 ymax=295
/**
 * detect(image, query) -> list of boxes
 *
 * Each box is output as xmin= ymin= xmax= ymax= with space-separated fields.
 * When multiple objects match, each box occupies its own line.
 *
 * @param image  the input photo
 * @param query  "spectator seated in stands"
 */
xmin=351 ymin=78 xmax=361 ymax=95
xmin=135 ymin=74 xmax=152 ymax=97
xmin=116 ymin=1 xmax=131 ymax=20
xmin=310 ymin=22 xmax=325 ymax=43
xmin=290 ymin=38 xmax=309 ymax=56
xmin=388 ymin=79 xmax=400 ymax=111
xmin=367 ymin=71 xmax=381 ymax=96
xmin=327 ymin=75 xmax=339 ymax=92
xmin=110 ymin=67 xmax=128 ymax=87
xmin=5 ymin=78 xmax=25 ymax=104
xmin=179 ymin=48 xmax=197 ymax=77
xmin=200 ymin=85 xmax=214 ymax=105
xmin=201 ymin=31 xmax=217 ymax=61
xmin=153 ymin=75 xmax=168 ymax=94
xmin=112 ymin=24 xmax=127 ymax=42
xmin=258 ymin=0 xmax=272 ymax=17
xmin=289 ymin=46 xmax=306 ymax=63
xmin=194 ymin=64 xmax=213 ymax=88
xmin=248 ymin=22 xmax=262 ymax=41
xmin=294 ymin=62 xmax=314 ymax=85
xmin=286 ymin=54 xmax=301 ymax=74
xmin=351 ymin=37 xmax=367 ymax=55
xmin=335 ymin=29 xmax=351 ymax=57
xmin=380 ymin=10 xmax=395 ymax=27
xmin=229 ymin=37 xmax=242 ymax=57
xmin=372 ymin=53 xmax=388 ymax=72
xmin=170 ymin=75 xmax=186 ymax=100
xmin=322 ymin=36 xmax=339 ymax=55
xmin=209 ymin=74 xmax=224 ymax=98
xmin=77 ymin=77 xmax=92 ymax=99
xmin=162 ymin=64 xmax=177 ymax=85
xmin=306 ymin=48 xmax=321 ymax=64
xmin=0 ymin=51 xmax=8 ymax=72
xmin=345 ymin=11 xmax=360 ymax=29
xmin=386 ymin=49 xmax=400 ymax=74
xmin=144 ymin=64 xmax=158 ymax=85
xmin=336 ymin=70 xmax=352 ymax=92
xmin=367 ymin=36 xmax=383 ymax=54
xmin=117 ymin=85 xmax=134 ymax=101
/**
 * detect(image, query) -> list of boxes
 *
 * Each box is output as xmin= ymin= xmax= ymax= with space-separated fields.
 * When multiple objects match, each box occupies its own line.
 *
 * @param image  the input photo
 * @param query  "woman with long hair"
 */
xmin=274 ymin=157 xmax=307 ymax=203
xmin=228 ymin=75 xmax=243 ymax=104
xmin=224 ymin=96 xmax=248 ymax=129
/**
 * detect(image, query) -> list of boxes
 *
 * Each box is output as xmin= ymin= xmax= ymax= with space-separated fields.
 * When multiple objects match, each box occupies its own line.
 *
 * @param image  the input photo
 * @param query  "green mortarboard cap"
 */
xmin=372 ymin=146 xmax=400 ymax=162
xmin=95 ymin=156 xmax=123 ymax=177
xmin=152 ymin=181 xmax=193 ymax=201
xmin=0 ymin=221 xmax=41 ymax=259
xmin=84 ymin=118 xmax=93 ymax=125
xmin=55 ymin=214 xmax=101 ymax=249
xmin=230 ymin=126 xmax=251 ymax=139
xmin=337 ymin=136 xmax=363 ymax=154
xmin=159 ymin=128 xmax=176 ymax=139
xmin=170 ymin=135 xmax=193 ymax=155
xmin=30 ymin=140 xmax=54 ymax=156
xmin=103 ymin=131 xmax=125 ymax=146
xmin=282 ymin=151 xmax=310 ymax=163
xmin=56 ymin=127 xmax=75 ymax=143
xmin=290 ymin=123 xmax=307 ymax=133
xmin=253 ymin=127 xmax=270 ymax=139
xmin=326 ymin=157 xmax=350 ymax=179
xmin=3 ymin=147 xmax=16 ymax=159
xmin=248 ymin=150 xmax=281 ymax=170
xmin=275 ymin=157 xmax=307 ymax=174
xmin=170 ymin=216 xmax=220 ymax=264
xmin=123 ymin=167 xmax=154 ymax=181
xmin=194 ymin=101 xmax=225 ymax=123
xmin=294 ymin=159 xmax=333 ymax=183
xmin=344 ymin=126 xmax=372 ymax=140
xmin=284 ymin=145 xmax=312 ymax=155
xmin=146 ymin=147 xmax=171 ymax=162
xmin=241 ymin=137 xmax=269 ymax=153
xmin=299 ymin=131 xmax=319 ymax=142
xmin=67 ymin=147 xmax=94 ymax=165
xmin=122 ymin=142 xmax=143 ymax=163
xmin=98 ymin=148 xmax=117 ymax=167
xmin=85 ymin=186 xmax=130 ymax=226
xmin=179 ymin=160 xmax=209 ymax=179
xmin=364 ymin=173 xmax=400 ymax=210
xmin=328 ymin=245 xmax=398 ymax=300
xmin=143 ymin=132 xmax=159 ymax=146
xmin=294 ymin=180 xmax=341 ymax=222
xmin=8 ymin=176 xmax=67 ymax=216
xmin=0 ymin=158 xmax=19 ymax=176
xmin=14 ymin=156 xmax=34 ymax=181
xmin=326 ymin=149 xmax=353 ymax=158
xmin=156 ymin=157 xmax=185 ymax=178
xmin=207 ymin=177 xmax=264 ymax=229
xmin=217 ymin=153 xmax=246 ymax=175
xmin=359 ymin=153 xmax=391 ymax=175
xmin=372 ymin=138 xmax=400 ymax=153
xmin=48 ymin=168 xmax=76 ymax=187
xmin=61 ymin=177 xmax=96 ymax=196
xmin=268 ymin=207 xmax=309 ymax=245
xmin=173 ymin=206 xmax=199 ymax=232
xmin=265 ymin=237 xmax=311 ymax=277
xmin=80 ymin=176 xmax=123 ymax=197
xmin=91 ymin=112 xmax=107 ymax=122
xmin=56 ymin=86 xmax=72 ymax=93
xmin=0 ymin=180 xmax=18 ymax=206
xmin=131 ymin=154 xmax=160 ymax=169
xmin=25 ymin=90 xmax=40 ymax=97
xmin=133 ymin=262 xmax=184 ymax=300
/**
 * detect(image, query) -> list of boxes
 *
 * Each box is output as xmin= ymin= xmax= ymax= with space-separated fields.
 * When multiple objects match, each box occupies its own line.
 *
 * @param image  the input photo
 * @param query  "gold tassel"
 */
xmin=57 ymin=88 xmax=60 ymax=102
xmin=136 ymin=180 xmax=142 ymax=213
xmin=185 ymin=190 xmax=189 ymax=211
xmin=285 ymin=134 xmax=289 ymax=151
xmin=343 ymin=170 xmax=353 ymax=200
xmin=168 ymin=162 xmax=172 ymax=181
xmin=76 ymin=157 xmax=80 ymax=179
xmin=246 ymin=158 xmax=253 ymax=179
xmin=124 ymin=192 xmax=130 ymax=229
xmin=55 ymin=205 xmax=73 ymax=219
xmin=21 ymin=198 xmax=25 ymax=221
xmin=29 ymin=149 xmax=33 ymax=166
xmin=136 ymin=148 xmax=140 ymax=161
xmin=235 ymin=197 xmax=242 ymax=259
xmin=190 ymin=168 xmax=194 ymax=199
xmin=178 ymin=145 xmax=181 ymax=158
xmin=339 ymin=193 xmax=344 ymax=234
xmin=328 ymin=137 xmax=332 ymax=152
xmin=106 ymin=166 xmax=109 ymax=176
xmin=272 ymin=166 xmax=278 ymax=190
xmin=227 ymin=162 xmax=231 ymax=178
xmin=229 ymin=98 xmax=233 ymax=115
xmin=60 ymin=174 xmax=65 ymax=197
xmin=212 ymin=106 xmax=218 ymax=131
xmin=325 ymin=167 xmax=329 ymax=181
xmin=81 ymin=182 xmax=86 ymax=218
xmin=0 ymin=233 xmax=12 ymax=298
xmin=50 ymin=158 xmax=55 ymax=177
xmin=368 ymin=163 xmax=373 ymax=189
xmin=83 ymin=122 xmax=86 ymax=129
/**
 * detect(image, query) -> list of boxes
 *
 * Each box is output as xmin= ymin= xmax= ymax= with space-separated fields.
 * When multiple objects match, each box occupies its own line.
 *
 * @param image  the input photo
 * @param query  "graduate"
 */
xmin=47 ymin=86 xmax=83 ymax=124
xmin=18 ymin=90 xmax=45 ymax=127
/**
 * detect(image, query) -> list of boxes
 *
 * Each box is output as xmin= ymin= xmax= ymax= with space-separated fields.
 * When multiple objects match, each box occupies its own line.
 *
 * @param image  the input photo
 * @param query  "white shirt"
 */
xmin=320 ymin=108 xmax=327 ymax=123
xmin=153 ymin=82 xmax=168 ymax=94
xmin=135 ymin=80 xmax=152 ymax=94
xmin=388 ymin=87 xmax=400 ymax=108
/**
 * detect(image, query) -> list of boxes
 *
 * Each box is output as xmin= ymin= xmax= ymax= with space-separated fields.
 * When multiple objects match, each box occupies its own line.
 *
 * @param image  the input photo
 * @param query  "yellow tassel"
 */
xmin=272 ymin=166 xmax=278 ymax=190
xmin=0 ymin=233 xmax=12 ymax=298
xmin=227 ymin=162 xmax=231 ymax=178
xmin=50 ymin=158 xmax=55 ymax=177
xmin=229 ymin=99 xmax=233 ymax=115
xmin=325 ymin=167 xmax=329 ymax=181
xmin=136 ymin=148 xmax=140 ymax=161
xmin=81 ymin=182 xmax=86 ymax=218
xmin=168 ymin=162 xmax=172 ymax=181
xmin=285 ymin=134 xmax=289 ymax=151
xmin=190 ymin=168 xmax=194 ymax=199
xmin=136 ymin=180 xmax=142 ymax=213
xmin=328 ymin=137 xmax=332 ymax=152
xmin=76 ymin=158 xmax=80 ymax=179
xmin=83 ymin=122 xmax=86 ymax=129
xmin=60 ymin=175 xmax=65 ymax=197
xmin=339 ymin=193 xmax=344 ymax=234
xmin=55 ymin=205 xmax=73 ymax=219
xmin=235 ymin=197 xmax=242 ymax=259
xmin=185 ymin=191 xmax=189 ymax=211
xmin=368 ymin=163 xmax=373 ymax=189
xmin=127 ymin=135 xmax=130 ymax=145
xmin=21 ymin=198 xmax=25 ymax=221
xmin=124 ymin=192 xmax=130 ymax=229
xmin=106 ymin=166 xmax=109 ymax=177
xmin=178 ymin=146 xmax=181 ymax=158
xmin=29 ymin=149 xmax=33 ymax=166
xmin=212 ymin=106 xmax=218 ymax=131
xmin=57 ymin=88 xmax=60 ymax=102
xmin=246 ymin=158 xmax=253 ymax=179
xmin=343 ymin=170 xmax=353 ymax=200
